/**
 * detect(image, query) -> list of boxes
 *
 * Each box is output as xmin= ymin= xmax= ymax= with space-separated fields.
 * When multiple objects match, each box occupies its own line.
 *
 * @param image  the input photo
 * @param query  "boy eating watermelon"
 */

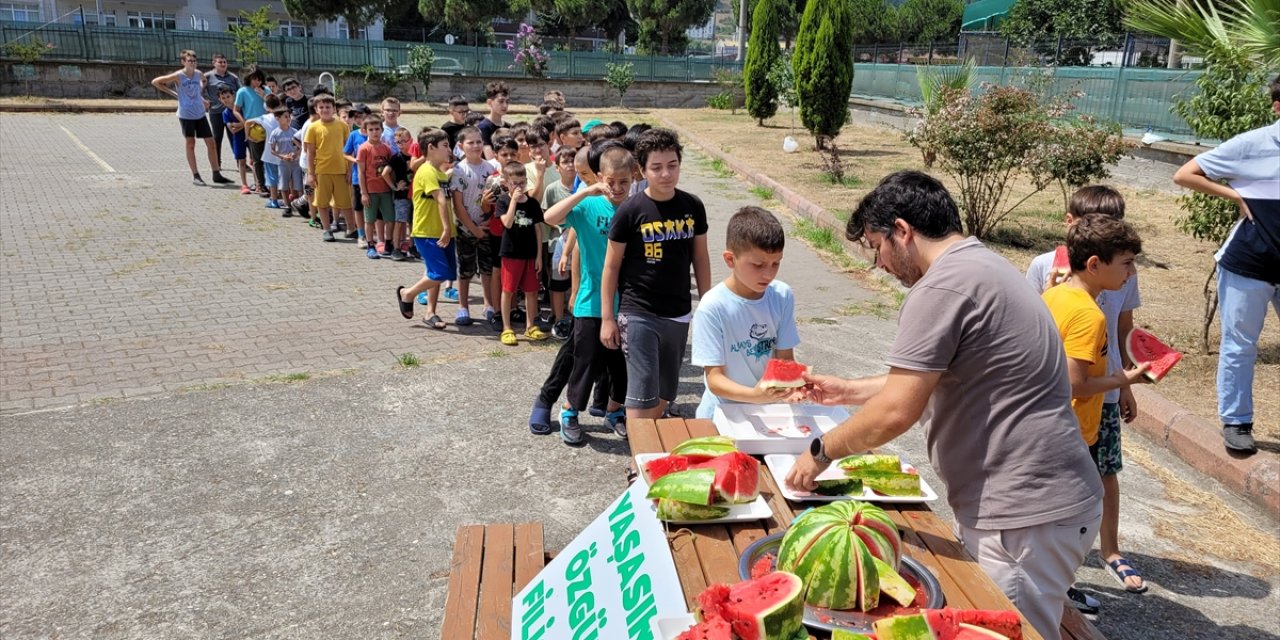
xmin=1027 ymin=185 xmax=1151 ymax=598
xmin=691 ymin=207 xmax=804 ymax=418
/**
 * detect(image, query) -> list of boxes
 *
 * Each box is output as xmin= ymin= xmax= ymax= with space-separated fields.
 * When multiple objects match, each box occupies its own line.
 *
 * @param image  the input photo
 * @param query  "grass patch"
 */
xmin=750 ymin=185 xmax=775 ymax=200
xmin=793 ymin=219 xmax=843 ymax=254
xmin=708 ymin=157 xmax=735 ymax=178
xmin=179 ymin=382 xmax=233 ymax=393
xmin=262 ymin=372 xmax=310 ymax=383
xmin=397 ymin=352 xmax=421 ymax=368
xmin=819 ymin=172 xmax=862 ymax=187
xmin=487 ymin=350 xmax=508 ymax=358
xmin=839 ymin=300 xmax=898 ymax=319
xmin=801 ymin=317 xmax=839 ymax=325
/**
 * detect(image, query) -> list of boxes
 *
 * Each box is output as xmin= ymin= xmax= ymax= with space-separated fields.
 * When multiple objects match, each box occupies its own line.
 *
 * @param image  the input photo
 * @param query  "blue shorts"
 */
xmin=229 ymin=133 xmax=246 ymax=160
xmin=414 ymin=237 xmax=457 ymax=282
xmin=263 ymin=163 xmax=279 ymax=190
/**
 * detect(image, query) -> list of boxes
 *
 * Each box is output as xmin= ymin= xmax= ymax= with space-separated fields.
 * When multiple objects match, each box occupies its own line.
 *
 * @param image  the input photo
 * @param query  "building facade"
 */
xmin=4 ymin=0 xmax=384 ymax=39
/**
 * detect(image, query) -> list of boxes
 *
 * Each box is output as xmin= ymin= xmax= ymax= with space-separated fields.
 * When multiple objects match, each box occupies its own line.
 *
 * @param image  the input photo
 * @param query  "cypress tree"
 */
xmin=793 ymin=0 xmax=855 ymax=148
xmin=744 ymin=0 xmax=782 ymax=125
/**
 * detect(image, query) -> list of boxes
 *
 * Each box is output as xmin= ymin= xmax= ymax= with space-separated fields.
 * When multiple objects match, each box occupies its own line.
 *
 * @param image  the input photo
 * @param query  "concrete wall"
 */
xmin=0 ymin=61 xmax=723 ymax=108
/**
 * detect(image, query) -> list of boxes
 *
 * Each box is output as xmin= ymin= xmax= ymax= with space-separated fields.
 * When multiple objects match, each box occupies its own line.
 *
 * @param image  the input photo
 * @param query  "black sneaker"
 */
xmin=488 ymin=314 xmax=503 ymax=332
xmin=344 ymin=230 xmax=359 ymax=239
xmin=511 ymin=307 xmax=526 ymax=324
xmin=281 ymin=208 xmax=293 ymax=218
xmin=606 ymin=408 xmax=627 ymax=438
xmin=560 ymin=408 xmax=585 ymax=446
xmin=1067 ymin=587 xmax=1100 ymax=620
xmin=390 ymin=249 xmax=409 ymax=261
xmin=211 ymin=173 xmax=233 ymax=185
xmin=322 ymin=230 xmax=336 ymax=242
xmin=1223 ymin=424 xmax=1257 ymax=453
xmin=192 ymin=174 xmax=207 ymax=186
xmin=551 ymin=318 xmax=571 ymax=340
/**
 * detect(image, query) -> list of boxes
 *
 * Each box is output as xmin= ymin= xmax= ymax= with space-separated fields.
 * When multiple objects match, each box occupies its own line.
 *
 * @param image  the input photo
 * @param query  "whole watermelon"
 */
xmin=776 ymin=501 xmax=902 ymax=611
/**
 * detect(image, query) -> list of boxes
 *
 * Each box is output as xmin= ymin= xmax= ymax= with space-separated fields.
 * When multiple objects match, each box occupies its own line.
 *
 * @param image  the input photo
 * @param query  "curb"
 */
xmin=659 ymin=114 xmax=1279 ymax=520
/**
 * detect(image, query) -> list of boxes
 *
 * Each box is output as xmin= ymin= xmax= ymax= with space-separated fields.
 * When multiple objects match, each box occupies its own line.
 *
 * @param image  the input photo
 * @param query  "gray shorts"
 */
xmin=278 ymin=161 xmax=304 ymax=192
xmin=394 ymin=198 xmax=411 ymax=223
xmin=619 ymin=311 xmax=689 ymax=409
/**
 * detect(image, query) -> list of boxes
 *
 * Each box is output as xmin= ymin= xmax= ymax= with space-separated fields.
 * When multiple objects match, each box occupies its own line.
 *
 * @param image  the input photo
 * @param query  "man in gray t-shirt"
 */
xmin=204 ymin=53 xmax=240 ymax=169
xmin=785 ymin=171 xmax=1103 ymax=639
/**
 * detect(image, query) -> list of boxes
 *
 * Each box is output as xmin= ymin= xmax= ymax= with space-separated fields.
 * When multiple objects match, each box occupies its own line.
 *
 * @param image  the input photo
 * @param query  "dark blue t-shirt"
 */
xmin=1196 ymin=121 xmax=1280 ymax=284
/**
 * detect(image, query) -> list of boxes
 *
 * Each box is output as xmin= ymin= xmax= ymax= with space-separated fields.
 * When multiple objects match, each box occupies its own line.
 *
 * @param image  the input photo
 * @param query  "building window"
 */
xmin=73 ymin=11 xmax=117 ymax=26
xmin=278 ymin=20 xmax=309 ymax=37
xmin=127 ymin=11 xmax=176 ymax=30
xmin=0 ymin=2 xmax=41 ymax=22
xmin=335 ymin=20 xmax=367 ymax=40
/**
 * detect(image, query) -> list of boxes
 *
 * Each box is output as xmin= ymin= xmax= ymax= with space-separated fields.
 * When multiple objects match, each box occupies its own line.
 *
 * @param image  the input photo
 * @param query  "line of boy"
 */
xmin=1031 ymin=187 xmax=1152 ymax=617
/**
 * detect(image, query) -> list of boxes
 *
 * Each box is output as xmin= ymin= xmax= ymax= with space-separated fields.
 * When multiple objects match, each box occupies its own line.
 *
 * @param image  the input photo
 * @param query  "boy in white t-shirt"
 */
xmin=691 ymin=206 xmax=802 ymax=419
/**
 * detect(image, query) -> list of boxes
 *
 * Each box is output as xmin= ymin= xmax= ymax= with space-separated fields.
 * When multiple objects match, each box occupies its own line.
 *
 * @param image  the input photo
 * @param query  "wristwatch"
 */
xmin=809 ymin=436 xmax=832 ymax=464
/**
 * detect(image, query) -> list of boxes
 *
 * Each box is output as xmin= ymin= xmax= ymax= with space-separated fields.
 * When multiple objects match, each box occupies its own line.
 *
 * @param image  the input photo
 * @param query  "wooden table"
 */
xmin=629 ymin=417 xmax=1105 ymax=640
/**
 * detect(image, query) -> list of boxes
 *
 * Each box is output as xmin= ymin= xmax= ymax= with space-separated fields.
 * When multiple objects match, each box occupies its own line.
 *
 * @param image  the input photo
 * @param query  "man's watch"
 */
xmin=809 ymin=436 xmax=832 ymax=464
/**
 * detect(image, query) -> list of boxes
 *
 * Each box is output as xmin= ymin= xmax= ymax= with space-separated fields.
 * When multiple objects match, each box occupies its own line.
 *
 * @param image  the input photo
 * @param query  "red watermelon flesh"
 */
xmin=1124 ymin=328 xmax=1182 ymax=382
xmin=642 ymin=454 xmax=704 ymax=484
xmin=750 ymin=553 xmax=776 ymax=580
xmin=925 ymin=610 xmax=1021 ymax=640
xmin=955 ymin=624 xmax=1009 ymax=639
xmin=761 ymin=358 xmax=810 ymax=389
xmin=693 ymin=450 xmax=760 ymax=503
xmin=675 ymin=617 xmax=734 ymax=640
xmin=1051 ymin=245 xmax=1070 ymax=276
xmin=697 ymin=572 xmax=806 ymax=640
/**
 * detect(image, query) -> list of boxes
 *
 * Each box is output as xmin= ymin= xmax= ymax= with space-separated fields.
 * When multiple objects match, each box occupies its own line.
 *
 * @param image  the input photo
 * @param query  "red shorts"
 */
xmin=501 ymin=257 xmax=538 ymax=293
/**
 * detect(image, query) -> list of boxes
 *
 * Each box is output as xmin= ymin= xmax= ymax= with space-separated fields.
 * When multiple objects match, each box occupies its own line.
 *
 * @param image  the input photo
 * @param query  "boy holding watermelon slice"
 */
xmin=691 ymin=206 xmax=803 ymax=418
xmin=1028 ymin=186 xmax=1151 ymax=597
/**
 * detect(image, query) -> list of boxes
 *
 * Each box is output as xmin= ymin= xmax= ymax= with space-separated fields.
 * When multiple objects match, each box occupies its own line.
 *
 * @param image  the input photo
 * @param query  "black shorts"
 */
xmin=488 ymin=232 xmax=503 ymax=267
xmin=180 ymin=117 xmax=213 ymax=139
xmin=352 ymin=182 xmax=363 ymax=212
xmin=548 ymin=275 xmax=570 ymax=293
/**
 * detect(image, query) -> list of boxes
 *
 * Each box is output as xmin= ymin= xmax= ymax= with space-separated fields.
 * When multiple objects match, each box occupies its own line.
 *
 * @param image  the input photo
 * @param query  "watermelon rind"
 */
xmin=647 ymin=468 xmax=716 ymax=505
xmin=761 ymin=358 xmax=810 ymax=389
xmin=874 ymin=613 xmax=938 ymax=640
xmin=726 ymin=571 xmax=806 ymax=640
xmin=813 ymin=478 xmax=864 ymax=496
xmin=1124 ymin=328 xmax=1182 ymax=383
xmin=851 ymin=470 xmax=923 ymax=497
xmin=838 ymin=454 xmax=902 ymax=473
xmin=776 ymin=501 xmax=903 ymax=610
xmin=832 ymin=631 xmax=877 ymax=640
xmin=671 ymin=435 xmax=738 ymax=457
xmin=656 ymin=498 xmax=730 ymax=521
xmin=957 ymin=623 xmax=1010 ymax=639
xmin=872 ymin=556 xmax=917 ymax=607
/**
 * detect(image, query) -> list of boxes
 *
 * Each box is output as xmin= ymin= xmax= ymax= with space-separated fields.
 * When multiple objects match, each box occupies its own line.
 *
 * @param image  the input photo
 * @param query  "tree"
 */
xmin=628 ymin=0 xmax=716 ymax=55
xmin=848 ymin=0 xmax=898 ymax=45
xmin=418 ymin=0 xmax=517 ymax=43
xmin=1000 ymin=0 xmax=1126 ymax=65
xmin=793 ymin=0 xmax=855 ymax=148
xmin=744 ymin=0 xmax=783 ymax=124
xmin=735 ymin=0 xmax=805 ymax=47
xmin=1126 ymin=0 xmax=1278 ymax=350
xmin=228 ymin=7 xmax=278 ymax=67
xmin=532 ymin=0 xmax=594 ymax=46
xmin=896 ymin=0 xmax=962 ymax=44
xmin=283 ymin=0 xmax=395 ymax=37
xmin=605 ymin=61 xmax=635 ymax=106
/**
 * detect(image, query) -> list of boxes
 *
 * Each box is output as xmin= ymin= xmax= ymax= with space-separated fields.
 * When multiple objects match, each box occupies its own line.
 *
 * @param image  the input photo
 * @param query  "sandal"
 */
xmin=500 ymin=330 xmax=518 ymax=346
xmin=396 ymin=286 xmax=413 ymax=319
xmin=455 ymin=308 xmax=473 ymax=327
xmin=423 ymin=314 xmax=446 ymax=330
xmin=1105 ymin=556 xmax=1148 ymax=593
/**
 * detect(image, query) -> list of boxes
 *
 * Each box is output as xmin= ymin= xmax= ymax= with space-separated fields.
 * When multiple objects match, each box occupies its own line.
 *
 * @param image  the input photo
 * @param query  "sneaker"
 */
xmin=500 ymin=329 xmax=518 ymax=346
xmin=344 ymin=230 xmax=359 ymax=239
xmin=240 ymin=185 xmax=251 ymax=195
xmin=524 ymin=326 xmax=549 ymax=341
xmin=511 ymin=307 xmax=527 ymax=324
xmin=551 ymin=318 xmax=571 ymax=340
xmin=281 ymin=207 xmax=293 ymax=218
xmin=560 ymin=408 xmax=585 ymax=446
xmin=192 ymin=174 xmax=206 ymax=186
xmin=442 ymin=287 xmax=459 ymax=302
xmin=308 ymin=218 xmax=322 ymax=229
xmin=357 ymin=238 xmax=368 ymax=249
xmin=484 ymin=308 xmax=496 ymax=323
xmin=606 ymin=408 xmax=627 ymax=438
xmin=322 ymin=230 xmax=335 ymax=242
xmin=416 ymin=292 xmax=429 ymax=306
xmin=1222 ymin=424 xmax=1257 ymax=454
xmin=366 ymin=247 xmax=380 ymax=260
xmin=529 ymin=399 xmax=553 ymax=435
xmin=1067 ymin=587 xmax=1100 ymax=620
xmin=379 ymin=247 xmax=393 ymax=259
xmin=454 ymin=308 xmax=473 ymax=326
xmin=249 ymin=184 xmax=260 ymax=194
xmin=211 ymin=173 xmax=233 ymax=184
xmin=266 ymin=200 xmax=280 ymax=209
xmin=488 ymin=313 xmax=503 ymax=332
xmin=390 ymin=249 xmax=408 ymax=261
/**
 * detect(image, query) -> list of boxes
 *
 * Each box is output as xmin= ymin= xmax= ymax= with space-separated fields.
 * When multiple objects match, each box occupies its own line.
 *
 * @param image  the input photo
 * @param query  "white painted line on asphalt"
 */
xmin=58 ymin=125 xmax=115 ymax=173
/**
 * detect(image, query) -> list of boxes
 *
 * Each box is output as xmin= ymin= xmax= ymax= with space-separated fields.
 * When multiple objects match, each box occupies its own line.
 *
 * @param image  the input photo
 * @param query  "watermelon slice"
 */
xmin=696 ymin=572 xmax=806 ymax=640
xmin=939 ymin=610 xmax=1021 ymax=640
xmin=874 ymin=613 xmax=947 ymax=640
xmin=848 ymin=470 xmax=922 ymax=497
xmin=675 ymin=617 xmax=734 ymax=640
xmin=813 ymin=478 xmax=864 ymax=496
xmin=872 ymin=556 xmax=917 ymax=607
xmin=761 ymin=358 xmax=810 ymax=389
xmin=641 ymin=454 xmax=702 ymax=484
xmin=1051 ymin=245 xmax=1070 ymax=279
xmin=671 ymin=435 xmax=738 ymax=458
xmin=1125 ymin=328 xmax=1182 ymax=382
xmin=646 ymin=468 xmax=716 ymax=505
xmin=838 ymin=454 xmax=902 ymax=473
xmin=832 ymin=632 xmax=877 ymax=640
xmin=693 ymin=450 xmax=761 ymax=503
xmin=656 ymin=498 xmax=730 ymax=521
xmin=956 ymin=624 xmax=1010 ymax=639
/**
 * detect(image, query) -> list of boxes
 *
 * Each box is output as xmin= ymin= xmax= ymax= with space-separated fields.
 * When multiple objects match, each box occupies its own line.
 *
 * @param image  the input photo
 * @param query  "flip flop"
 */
xmin=423 ymin=314 xmax=446 ymax=330
xmin=396 ymin=286 xmax=413 ymax=319
xmin=1106 ymin=557 xmax=1148 ymax=593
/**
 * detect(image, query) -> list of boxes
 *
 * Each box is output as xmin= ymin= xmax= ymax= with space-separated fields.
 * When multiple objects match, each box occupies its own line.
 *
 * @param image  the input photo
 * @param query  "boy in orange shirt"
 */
xmin=356 ymin=114 xmax=395 ymax=258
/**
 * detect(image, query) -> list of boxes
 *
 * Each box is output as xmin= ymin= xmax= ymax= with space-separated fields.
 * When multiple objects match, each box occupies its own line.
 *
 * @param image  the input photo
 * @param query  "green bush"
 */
xmin=744 ymin=0 xmax=782 ymax=125
xmin=706 ymin=91 xmax=735 ymax=110
xmin=605 ymin=61 xmax=635 ymax=107
xmin=406 ymin=45 xmax=435 ymax=97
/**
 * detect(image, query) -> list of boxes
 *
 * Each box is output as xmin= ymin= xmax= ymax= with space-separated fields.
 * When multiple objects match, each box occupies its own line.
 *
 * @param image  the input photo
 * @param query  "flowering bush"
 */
xmin=505 ymin=23 xmax=549 ymax=79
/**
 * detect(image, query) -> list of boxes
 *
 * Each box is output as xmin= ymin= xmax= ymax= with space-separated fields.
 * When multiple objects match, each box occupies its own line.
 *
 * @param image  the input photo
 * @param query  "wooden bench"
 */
xmin=440 ymin=522 xmax=548 ymax=640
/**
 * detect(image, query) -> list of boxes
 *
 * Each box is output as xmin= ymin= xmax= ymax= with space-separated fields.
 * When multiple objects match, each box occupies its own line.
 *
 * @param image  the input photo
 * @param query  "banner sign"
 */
xmin=512 ymin=482 xmax=685 ymax=640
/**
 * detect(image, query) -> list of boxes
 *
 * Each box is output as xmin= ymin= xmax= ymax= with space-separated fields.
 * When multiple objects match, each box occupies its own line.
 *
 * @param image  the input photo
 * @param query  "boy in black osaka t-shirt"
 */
xmin=496 ymin=161 xmax=550 ymax=346
xmin=601 ymin=128 xmax=711 ymax=421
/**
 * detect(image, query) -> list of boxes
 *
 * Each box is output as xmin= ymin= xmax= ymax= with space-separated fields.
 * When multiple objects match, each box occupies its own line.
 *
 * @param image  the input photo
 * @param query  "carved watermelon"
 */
xmin=695 ymin=572 xmax=806 ymax=640
xmin=1125 ymin=328 xmax=1182 ymax=382
xmin=642 ymin=454 xmax=702 ymax=484
xmin=776 ymin=501 xmax=902 ymax=611
xmin=693 ymin=450 xmax=761 ymax=503
xmin=761 ymin=358 xmax=810 ymax=389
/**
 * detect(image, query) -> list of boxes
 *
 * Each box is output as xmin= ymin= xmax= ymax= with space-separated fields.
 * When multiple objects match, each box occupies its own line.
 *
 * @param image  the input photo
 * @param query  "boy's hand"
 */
xmin=1119 ymin=386 xmax=1138 ymax=423
xmin=438 ymin=230 xmax=452 ymax=248
xmin=754 ymin=380 xmax=796 ymax=403
xmin=600 ymin=318 xmax=621 ymax=350
xmin=512 ymin=187 xmax=527 ymax=203
xmin=585 ymin=181 xmax=612 ymax=197
xmin=361 ymin=193 xmax=370 ymax=206
xmin=535 ymin=255 xmax=543 ymax=274
xmin=534 ymin=155 xmax=548 ymax=172
xmin=480 ymin=189 xmax=495 ymax=207
xmin=1119 ymin=363 xmax=1152 ymax=386
xmin=305 ymin=174 xmax=315 ymax=187
xmin=557 ymin=253 xmax=569 ymax=276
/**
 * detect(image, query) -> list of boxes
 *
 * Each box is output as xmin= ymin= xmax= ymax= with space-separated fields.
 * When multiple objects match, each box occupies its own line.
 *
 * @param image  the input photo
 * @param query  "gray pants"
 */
xmin=957 ymin=501 xmax=1101 ymax=640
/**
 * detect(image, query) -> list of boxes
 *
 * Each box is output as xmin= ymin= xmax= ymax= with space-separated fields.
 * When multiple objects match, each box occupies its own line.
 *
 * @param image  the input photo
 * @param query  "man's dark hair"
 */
xmin=265 ymin=75 xmax=276 ymax=84
xmin=1066 ymin=213 xmax=1143 ymax=272
xmin=847 ymin=170 xmax=962 ymax=242
xmin=726 ymin=206 xmax=786 ymax=254
xmin=485 ymin=81 xmax=509 ymax=100
xmin=212 ymin=53 xmax=228 ymax=61
xmin=494 ymin=138 xmax=519 ymax=153
xmin=634 ymin=128 xmax=682 ymax=168
xmin=589 ymin=139 xmax=628 ymax=174
xmin=1271 ymin=74 xmax=1280 ymax=104
xmin=525 ymin=130 xmax=546 ymax=147
xmin=586 ymin=124 xmax=617 ymax=143
xmin=1068 ymin=185 xmax=1125 ymax=219
xmin=264 ymin=94 xmax=281 ymax=110
xmin=217 ymin=85 xmax=234 ymax=97
xmin=623 ymin=123 xmax=653 ymax=151
xmin=609 ymin=121 xmax=628 ymax=138
xmin=531 ymin=115 xmax=555 ymax=136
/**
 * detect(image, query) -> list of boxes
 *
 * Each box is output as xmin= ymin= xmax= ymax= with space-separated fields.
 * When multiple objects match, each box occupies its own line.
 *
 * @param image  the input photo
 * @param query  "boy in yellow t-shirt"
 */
xmin=396 ymin=128 xmax=455 ymax=330
xmin=1042 ymin=214 xmax=1150 ymax=445
xmin=303 ymin=94 xmax=356 ymax=242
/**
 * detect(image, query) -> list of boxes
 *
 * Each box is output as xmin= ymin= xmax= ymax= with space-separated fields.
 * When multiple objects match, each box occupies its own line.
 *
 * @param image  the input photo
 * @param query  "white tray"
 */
xmin=764 ymin=454 xmax=939 ymax=503
xmin=651 ymin=613 xmax=698 ymax=639
xmin=634 ymin=453 xmax=774 ymax=524
xmin=712 ymin=403 xmax=851 ymax=455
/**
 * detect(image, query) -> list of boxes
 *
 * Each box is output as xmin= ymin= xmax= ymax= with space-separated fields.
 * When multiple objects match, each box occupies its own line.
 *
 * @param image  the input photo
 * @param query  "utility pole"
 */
xmin=736 ymin=0 xmax=747 ymax=61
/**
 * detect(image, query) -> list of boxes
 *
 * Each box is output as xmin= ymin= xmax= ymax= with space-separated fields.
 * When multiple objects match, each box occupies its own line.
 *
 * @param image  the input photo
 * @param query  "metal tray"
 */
xmin=738 ymin=532 xmax=945 ymax=634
